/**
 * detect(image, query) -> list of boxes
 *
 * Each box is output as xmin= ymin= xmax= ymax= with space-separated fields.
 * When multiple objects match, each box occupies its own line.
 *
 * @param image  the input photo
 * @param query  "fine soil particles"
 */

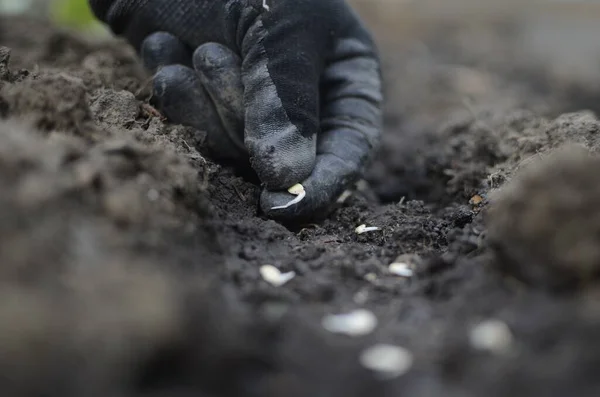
xmin=1 ymin=7 xmax=600 ymax=397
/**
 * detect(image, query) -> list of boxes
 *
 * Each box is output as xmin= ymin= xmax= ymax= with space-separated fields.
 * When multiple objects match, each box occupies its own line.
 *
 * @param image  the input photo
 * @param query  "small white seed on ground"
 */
xmin=271 ymin=183 xmax=306 ymax=210
xmin=388 ymin=263 xmax=413 ymax=278
xmin=359 ymin=343 xmax=414 ymax=379
xmin=337 ymin=190 xmax=353 ymax=203
xmin=469 ymin=319 xmax=514 ymax=354
xmin=259 ymin=265 xmax=296 ymax=287
xmin=364 ymin=273 xmax=378 ymax=282
xmin=322 ymin=309 xmax=378 ymax=337
xmin=356 ymin=224 xmax=380 ymax=234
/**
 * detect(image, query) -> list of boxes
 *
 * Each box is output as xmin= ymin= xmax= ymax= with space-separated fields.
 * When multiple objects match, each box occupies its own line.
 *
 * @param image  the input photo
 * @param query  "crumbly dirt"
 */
xmin=1 ymin=11 xmax=600 ymax=397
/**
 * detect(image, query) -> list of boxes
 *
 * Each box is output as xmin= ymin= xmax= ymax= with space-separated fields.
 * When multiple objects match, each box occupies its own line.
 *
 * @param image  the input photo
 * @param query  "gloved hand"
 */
xmin=88 ymin=0 xmax=383 ymax=222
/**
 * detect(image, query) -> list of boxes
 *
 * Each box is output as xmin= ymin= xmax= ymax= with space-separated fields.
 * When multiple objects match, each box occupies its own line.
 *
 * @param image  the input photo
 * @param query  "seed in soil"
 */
xmin=359 ymin=343 xmax=414 ymax=379
xmin=321 ymin=309 xmax=378 ymax=337
xmin=364 ymin=273 xmax=378 ymax=283
xmin=259 ymin=265 xmax=296 ymax=287
xmin=355 ymin=224 xmax=380 ymax=234
xmin=469 ymin=319 xmax=514 ymax=355
xmin=388 ymin=262 xmax=414 ymax=278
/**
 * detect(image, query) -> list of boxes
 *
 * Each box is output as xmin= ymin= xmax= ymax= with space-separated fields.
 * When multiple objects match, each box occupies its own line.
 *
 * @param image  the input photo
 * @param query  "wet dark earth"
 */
xmin=1 ymin=10 xmax=600 ymax=397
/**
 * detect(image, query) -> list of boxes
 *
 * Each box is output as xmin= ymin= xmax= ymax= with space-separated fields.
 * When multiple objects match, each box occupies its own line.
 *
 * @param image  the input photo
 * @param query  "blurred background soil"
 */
xmin=1 ymin=1 xmax=600 ymax=396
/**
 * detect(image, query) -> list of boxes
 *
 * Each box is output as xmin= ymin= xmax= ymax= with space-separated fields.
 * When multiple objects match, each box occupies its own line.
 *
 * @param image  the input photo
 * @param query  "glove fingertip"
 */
xmin=141 ymin=32 xmax=191 ymax=72
xmin=151 ymin=64 xmax=213 ymax=128
xmin=152 ymin=64 xmax=193 ymax=95
xmin=191 ymin=43 xmax=246 ymax=153
xmin=260 ymin=187 xmax=334 ymax=223
xmin=260 ymin=189 xmax=310 ymax=222
xmin=247 ymin=135 xmax=316 ymax=191
xmin=193 ymin=43 xmax=241 ymax=72
xmin=259 ymin=153 xmax=358 ymax=223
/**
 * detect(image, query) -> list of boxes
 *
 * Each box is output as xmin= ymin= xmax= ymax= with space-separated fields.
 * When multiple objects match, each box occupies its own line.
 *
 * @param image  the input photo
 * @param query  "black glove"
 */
xmin=89 ymin=0 xmax=383 ymax=222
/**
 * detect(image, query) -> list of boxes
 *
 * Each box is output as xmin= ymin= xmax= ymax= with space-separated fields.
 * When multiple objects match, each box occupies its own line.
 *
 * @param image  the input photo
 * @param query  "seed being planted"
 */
xmin=359 ymin=344 xmax=413 ymax=379
xmin=388 ymin=262 xmax=413 ymax=278
xmin=322 ymin=309 xmax=378 ymax=337
xmin=259 ymin=265 xmax=296 ymax=287
xmin=356 ymin=224 xmax=380 ymax=234
xmin=271 ymin=183 xmax=306 ymax=210
xmin=469 ymin=319 xmax=513 ymax=355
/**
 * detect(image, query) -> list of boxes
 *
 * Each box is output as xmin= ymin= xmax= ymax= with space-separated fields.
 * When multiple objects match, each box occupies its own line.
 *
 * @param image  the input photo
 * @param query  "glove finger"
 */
xmin=240 ymin=21 xmax=317 ymax=190
xmin=152 ymin=64 xmax=246 ymax=162
xmin=260 ymin=40 xmax=383 ymax=222
xmin=260 ymin=133 xmax=371 ymax=222
xmin=193 ymin=43 xmax=245 ymax=154
xmin=140 ymin=32 xmax=192 ymax=73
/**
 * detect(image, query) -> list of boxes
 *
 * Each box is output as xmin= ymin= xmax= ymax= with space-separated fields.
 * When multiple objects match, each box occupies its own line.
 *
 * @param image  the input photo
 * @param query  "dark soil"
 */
xmin=1 ymin=10 xmax=600 ymax=397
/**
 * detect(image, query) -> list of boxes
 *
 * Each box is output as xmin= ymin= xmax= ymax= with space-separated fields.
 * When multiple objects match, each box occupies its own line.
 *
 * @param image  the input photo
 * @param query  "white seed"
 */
xmin=388 ymin=263 xmax=414 ymax=278
xmin=359 ymin=344 xmax=413 ymax=379
xmin=337 ymin=190 xmax=353 ymax=203
xmin=271 ymin=183 xmax=306 ymax=210
xmin=259 ymin=265 xmax=296 ymax=287
xmin=469 ymin=319 xmax=513 ymax=354
xmin=322 ymin=309 xmax=378 ymax=337
xmin=355 ymin=224 xmax=380 ymax=234
xmin=364 ymin=273 xmax=378 ymax=283
xmin=287 ymin=183 xmax=304 ymax=195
